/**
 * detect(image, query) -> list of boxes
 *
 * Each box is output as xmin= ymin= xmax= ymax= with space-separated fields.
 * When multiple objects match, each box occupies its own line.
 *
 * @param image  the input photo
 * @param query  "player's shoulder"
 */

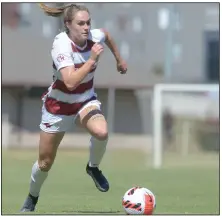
xmin=90 ymin=28 xmax=104 ymax=35
xmin=52 ymin=32 xmax=72 ymax=51
xmin=53 ymin=32 xmax=70 ymax=46
xmin=89 ymin=28 xmax=106 ymax=43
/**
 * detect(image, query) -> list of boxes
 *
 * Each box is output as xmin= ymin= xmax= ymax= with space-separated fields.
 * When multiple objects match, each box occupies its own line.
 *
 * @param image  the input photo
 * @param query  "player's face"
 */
xmin=69 ymin=11 xmax=91 ymax=43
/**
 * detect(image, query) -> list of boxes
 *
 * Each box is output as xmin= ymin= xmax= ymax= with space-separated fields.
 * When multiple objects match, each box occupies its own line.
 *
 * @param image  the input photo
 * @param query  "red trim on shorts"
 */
xmin=44 ymin=96 xmax=97 ymax=115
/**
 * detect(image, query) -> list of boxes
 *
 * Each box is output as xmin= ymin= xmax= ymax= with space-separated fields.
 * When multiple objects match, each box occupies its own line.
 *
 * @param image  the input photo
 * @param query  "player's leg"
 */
xmin=20 ymin=131 xmax=65 ymax=212
xmin=76 ymin=101 xmax=109 ymax=192
xmin=20 ymin=104 xmax=69 ymax=212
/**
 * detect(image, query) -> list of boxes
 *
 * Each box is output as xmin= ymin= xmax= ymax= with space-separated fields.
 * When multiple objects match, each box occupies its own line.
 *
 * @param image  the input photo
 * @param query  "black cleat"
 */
xmin=86 ymin=163 xmax=109 ymax=192
xmin=20 ymin=193 xmax=38 ymax=212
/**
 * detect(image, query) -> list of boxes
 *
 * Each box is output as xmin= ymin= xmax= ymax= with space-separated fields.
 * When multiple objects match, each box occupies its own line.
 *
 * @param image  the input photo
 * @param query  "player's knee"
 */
xmin=93 ymin=126 xmax=108 ymax=141
xmin=38 ymin=158 xmax=54 ymax=172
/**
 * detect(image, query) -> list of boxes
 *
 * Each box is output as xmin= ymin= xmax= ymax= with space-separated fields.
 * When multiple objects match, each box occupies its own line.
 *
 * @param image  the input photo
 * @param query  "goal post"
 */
xmin=152 ymin=83 xmax=219 ymax=169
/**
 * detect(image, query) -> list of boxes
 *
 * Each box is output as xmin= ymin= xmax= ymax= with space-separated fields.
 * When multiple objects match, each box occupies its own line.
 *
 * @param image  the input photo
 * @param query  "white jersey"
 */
xmin=43 ymin=29 xmax=105 ymax=116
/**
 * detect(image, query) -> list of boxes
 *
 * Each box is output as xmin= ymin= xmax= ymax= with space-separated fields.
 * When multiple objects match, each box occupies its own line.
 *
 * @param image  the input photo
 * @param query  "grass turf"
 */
xmin=2 ymin=149 xmax=219 ymax=214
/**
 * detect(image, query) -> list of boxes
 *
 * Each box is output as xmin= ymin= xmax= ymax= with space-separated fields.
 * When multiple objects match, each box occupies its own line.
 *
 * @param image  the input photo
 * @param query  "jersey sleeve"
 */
xmin=51 ymin=36 xmax=74 ymax=71
xmin=90 ymin=29 xmax=106 ymax=43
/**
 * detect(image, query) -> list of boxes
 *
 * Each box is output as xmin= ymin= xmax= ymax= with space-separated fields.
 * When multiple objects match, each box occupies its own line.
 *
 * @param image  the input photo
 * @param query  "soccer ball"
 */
xmin=122 ymin=187 xmax=156 ymax=215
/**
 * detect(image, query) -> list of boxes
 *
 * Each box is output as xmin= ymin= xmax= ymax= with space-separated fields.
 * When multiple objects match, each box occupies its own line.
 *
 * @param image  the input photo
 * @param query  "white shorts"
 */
xmin=39 ymin=99 xmax=101 ymax=133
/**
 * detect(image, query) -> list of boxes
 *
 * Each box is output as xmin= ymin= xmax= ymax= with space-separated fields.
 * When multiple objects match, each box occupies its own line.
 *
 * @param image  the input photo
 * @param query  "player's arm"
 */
xmin=52 ymin=42 xmax=103 ymax=91
xmin=59 ymin=60 xmax=95 ymax=91
xmin=101 ymin=29 xmax=127 ymax=74
xmin=102 ymin=29 xmax=122 ymax=63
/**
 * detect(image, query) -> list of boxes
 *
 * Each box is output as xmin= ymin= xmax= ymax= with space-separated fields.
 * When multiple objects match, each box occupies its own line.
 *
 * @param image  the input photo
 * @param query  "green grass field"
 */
xmin=2 ymin=149 xmax=219 ymax=214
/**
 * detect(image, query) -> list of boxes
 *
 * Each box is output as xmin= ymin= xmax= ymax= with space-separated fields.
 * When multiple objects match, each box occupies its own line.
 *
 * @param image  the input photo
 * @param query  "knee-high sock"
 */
xmin=89 ymin=136 xmax=108 ymax=167
xmin=29 ymin=161 xmax=48 ymax=197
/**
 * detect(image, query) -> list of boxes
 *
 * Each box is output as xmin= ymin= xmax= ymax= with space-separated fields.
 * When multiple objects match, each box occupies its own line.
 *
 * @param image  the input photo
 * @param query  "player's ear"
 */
xmin=65 ymin=21 xmax=71 ymax=31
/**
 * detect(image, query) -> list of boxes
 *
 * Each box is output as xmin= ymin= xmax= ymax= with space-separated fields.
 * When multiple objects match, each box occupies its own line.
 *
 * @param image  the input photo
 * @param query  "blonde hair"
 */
xmin=38 ymin=3 xmax=90 ymax=32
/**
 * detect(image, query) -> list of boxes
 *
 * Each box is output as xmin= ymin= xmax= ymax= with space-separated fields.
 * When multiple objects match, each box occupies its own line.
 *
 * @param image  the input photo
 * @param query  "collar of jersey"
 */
xmin=64 ymin=32 xmax=88 ymax=51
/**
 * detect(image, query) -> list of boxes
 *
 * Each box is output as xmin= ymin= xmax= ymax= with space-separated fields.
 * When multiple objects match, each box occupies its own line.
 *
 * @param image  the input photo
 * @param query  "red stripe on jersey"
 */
xmin=71 ymin=40 xmax=95 ymax=53
xmin=52 ymin=62 xmax=96 ymax=73
xmin=75 ymin=63 xmax=96 ymax=73
xmin=52 ymin=78 xmax=94 ymax=94
xmin=45 ymin=96 xmax=97 ymax=115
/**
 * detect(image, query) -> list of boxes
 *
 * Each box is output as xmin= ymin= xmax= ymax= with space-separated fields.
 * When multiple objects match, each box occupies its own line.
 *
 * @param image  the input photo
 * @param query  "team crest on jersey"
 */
xmin=57 ymin=54 xmax=71 ymax=62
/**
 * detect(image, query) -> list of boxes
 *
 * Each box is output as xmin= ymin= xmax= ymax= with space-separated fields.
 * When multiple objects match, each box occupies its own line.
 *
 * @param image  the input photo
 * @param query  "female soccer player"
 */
xmin=21 ymin=3 xmax=127 ymax=212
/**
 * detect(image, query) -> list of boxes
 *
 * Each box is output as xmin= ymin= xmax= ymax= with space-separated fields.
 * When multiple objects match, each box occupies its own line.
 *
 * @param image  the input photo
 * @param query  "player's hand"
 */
xmin=90 ymin=43 xmax=104 ymax=61
xmin=117 ymin=59 xmax=127 ymax=74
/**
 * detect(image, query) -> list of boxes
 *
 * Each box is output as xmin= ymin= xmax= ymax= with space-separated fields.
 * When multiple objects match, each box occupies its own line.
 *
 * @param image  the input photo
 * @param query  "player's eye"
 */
xmin=78 ymin=20 xmax=91 ymax=26
xmin=78 ymin=21 xmax=85 ymax=26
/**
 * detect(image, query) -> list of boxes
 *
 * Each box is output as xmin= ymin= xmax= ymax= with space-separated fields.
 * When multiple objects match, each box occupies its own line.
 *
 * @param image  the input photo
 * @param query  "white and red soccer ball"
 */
xmin=122 ymin=187 xmax=156 ymax=215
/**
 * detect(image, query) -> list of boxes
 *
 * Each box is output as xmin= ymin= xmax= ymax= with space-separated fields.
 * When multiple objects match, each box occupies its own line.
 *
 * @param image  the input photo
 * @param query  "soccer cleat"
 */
xmin=20 ymin=193 xmax=38 ymax=212
xmin=86 ymin=163 xmax=109 ymax=192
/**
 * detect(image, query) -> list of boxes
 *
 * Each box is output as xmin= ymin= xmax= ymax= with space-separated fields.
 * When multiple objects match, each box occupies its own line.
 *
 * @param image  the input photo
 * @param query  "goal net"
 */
xmin=152 ymin=84 xmax=219 ymax=169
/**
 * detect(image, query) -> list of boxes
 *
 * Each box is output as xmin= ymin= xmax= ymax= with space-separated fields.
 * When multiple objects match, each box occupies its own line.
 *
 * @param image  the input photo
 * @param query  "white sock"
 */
xmin=89 ymin=136 xmax=108 ymax=167
xmin=29 ymin=161 xmax=48 ymax=197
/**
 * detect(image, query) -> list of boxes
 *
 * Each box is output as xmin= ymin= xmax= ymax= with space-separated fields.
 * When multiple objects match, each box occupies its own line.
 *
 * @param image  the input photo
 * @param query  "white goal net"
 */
xmin=152 ymin=84 xmax=219 ymax=169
